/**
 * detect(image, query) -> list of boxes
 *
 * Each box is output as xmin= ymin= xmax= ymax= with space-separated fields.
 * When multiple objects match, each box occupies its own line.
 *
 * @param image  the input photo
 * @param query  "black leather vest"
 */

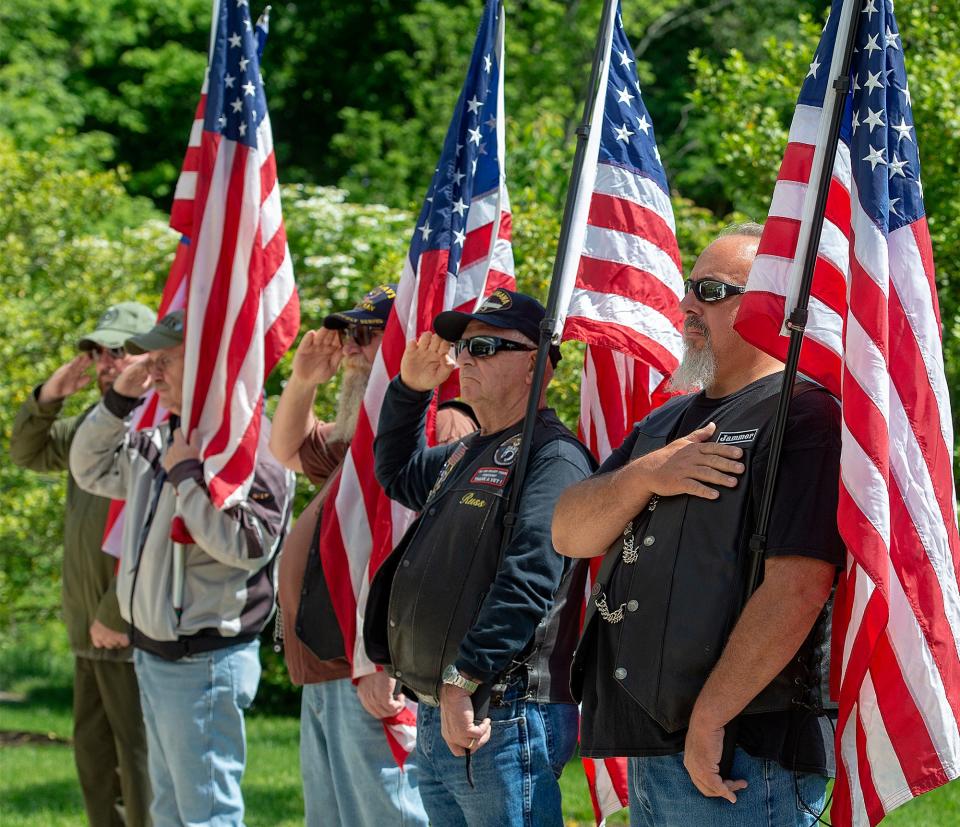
xmin=571 ymin=376 xmax=835 ymax=733
xmin=364 ymin=410 xmax=592 ymax=705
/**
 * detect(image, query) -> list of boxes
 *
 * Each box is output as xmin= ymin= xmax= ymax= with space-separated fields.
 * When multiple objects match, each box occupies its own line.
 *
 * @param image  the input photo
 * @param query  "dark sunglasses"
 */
xmin=684 ymin=278 xmax=747 ymax=303
xmin=454 ymin=335 xmax=536 ymax=359
xmin=338 ymin=326 xmax=380 ymax=347
xmin=91 ymin=345 xmax=127 ymax=359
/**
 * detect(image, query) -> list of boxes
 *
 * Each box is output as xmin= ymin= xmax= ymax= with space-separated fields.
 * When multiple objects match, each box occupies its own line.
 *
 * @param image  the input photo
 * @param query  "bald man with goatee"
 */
xmin=554 ymin=224 xmax=844 ymax=827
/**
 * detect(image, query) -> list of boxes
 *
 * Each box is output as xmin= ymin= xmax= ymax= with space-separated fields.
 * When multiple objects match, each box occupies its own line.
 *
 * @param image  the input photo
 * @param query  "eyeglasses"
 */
xmin=338 ymin=326 xmax=380 ymax=347
xmin=91 ymin=345 xmax=126 ymax=359
xmin=454 ymin=336 xmax=536 ymax=359
xmin=684 ymin=278 xmax=747 ymax=303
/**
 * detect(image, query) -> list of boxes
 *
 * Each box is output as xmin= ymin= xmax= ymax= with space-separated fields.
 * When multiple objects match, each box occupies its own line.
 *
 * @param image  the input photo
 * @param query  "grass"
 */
xmin=0 ymin=629 xmax=958 ymax=826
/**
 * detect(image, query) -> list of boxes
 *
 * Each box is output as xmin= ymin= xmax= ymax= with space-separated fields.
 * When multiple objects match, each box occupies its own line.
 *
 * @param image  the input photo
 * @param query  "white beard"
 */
xmin=329 ymin=358 xmax=372 ymax=443
xmin=667 ymin=322 xmax=716 ymax=393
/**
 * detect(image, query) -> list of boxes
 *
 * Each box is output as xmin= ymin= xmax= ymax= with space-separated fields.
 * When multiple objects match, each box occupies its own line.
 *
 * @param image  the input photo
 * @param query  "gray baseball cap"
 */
xmin=77 ymin=302 xmax=155 ymax=351
xmin=124 ymin=310 xmax=185 ymax=355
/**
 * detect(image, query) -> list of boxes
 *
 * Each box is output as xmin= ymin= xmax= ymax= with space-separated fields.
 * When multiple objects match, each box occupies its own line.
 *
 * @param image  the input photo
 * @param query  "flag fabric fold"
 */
xmin=316 ymin=0 xmax=514 ymax=765
xmin=101 ymin=8 xmax=274 ymax=555
xmin=735 ymin=1 xmax=960 ymax=823
xmin=176 ymin=0 xmax=299 ymax=509
xmin=555 ymin=2 xmax=683 ymax=822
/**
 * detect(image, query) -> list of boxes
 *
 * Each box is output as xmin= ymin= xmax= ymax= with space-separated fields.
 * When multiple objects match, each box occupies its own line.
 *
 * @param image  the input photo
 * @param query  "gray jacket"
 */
xmin=69 ymin=391 xmax=295 ymax=648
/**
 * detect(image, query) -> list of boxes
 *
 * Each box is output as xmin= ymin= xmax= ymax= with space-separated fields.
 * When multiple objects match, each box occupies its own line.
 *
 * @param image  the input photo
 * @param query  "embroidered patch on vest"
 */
xmin=493 ymin=434 xmax=522 ymax=466
xmin=717 ymin=428 xmax=758 ymax=445
xmin=469 ymin=467 xmax=509 ymax=487
xmin=426 ymin=442 xmax=469 ymax=502
xmin=459 ymin=492 xmax=487 ymax=508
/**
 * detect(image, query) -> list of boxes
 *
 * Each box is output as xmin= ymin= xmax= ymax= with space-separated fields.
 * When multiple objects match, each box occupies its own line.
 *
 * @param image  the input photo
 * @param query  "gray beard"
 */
xmin=667 ymin=328 xmax=716 ymax=394
xmin=329 ymin=359 xmax=372 ymax=443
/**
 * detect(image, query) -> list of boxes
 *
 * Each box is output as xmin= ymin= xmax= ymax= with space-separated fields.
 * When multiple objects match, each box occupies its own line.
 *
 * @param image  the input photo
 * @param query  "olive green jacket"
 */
xmin=10 ymin=389 xmax=130 ymax=661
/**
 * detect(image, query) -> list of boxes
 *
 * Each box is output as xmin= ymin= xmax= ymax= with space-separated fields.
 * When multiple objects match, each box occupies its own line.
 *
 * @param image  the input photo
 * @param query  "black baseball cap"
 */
xmin=124 ymin=310 xmax=185 ymax=355
xmin=433 ymin=288 xmax=561 ymax=366
xmin=323 ymin=284 xmax=397 ymax=330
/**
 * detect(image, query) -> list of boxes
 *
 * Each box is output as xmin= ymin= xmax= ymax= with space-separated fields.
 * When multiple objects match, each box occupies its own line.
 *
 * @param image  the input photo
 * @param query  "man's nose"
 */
xmin=679 ymin=288 xmax=700 ymax=314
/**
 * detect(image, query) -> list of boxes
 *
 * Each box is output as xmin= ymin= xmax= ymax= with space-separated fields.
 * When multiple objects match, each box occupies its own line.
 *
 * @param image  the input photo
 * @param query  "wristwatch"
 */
xmin=441 ymin=664 xmax=480 ymax=694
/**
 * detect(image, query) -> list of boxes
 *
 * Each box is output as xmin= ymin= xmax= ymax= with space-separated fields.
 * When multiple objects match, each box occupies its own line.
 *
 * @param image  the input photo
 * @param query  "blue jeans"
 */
xmin=628 ymin=748 xmax=828 ymax=827
xmin=300 ymin=679 xmax=428 ymax=826
xmin=134 ymin=639 xmax=261 ymax=827
xmin=415 ymin=689 xmax=578 ymax=827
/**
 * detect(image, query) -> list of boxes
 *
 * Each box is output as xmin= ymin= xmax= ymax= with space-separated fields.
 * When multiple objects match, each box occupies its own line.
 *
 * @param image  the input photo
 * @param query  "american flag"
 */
xmin=553 ymin=2 xmax=683 ymax=822
xmin=316 ymin=0 xmax=514 ymax=762
xmin=175 ymin=0 xmax=298 ymax=508
xmin=735 ymin=0 xmax=960 ymax=823
xmin=101 ymin=9 xmax=273 ymax=554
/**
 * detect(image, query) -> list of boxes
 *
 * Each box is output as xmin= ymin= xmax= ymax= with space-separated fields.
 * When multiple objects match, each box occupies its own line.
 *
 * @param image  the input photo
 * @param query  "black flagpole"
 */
xmin=718 ymin=0 xmax=861 ymax=778
xmin=467 ymin=0 xmax=618 ymax=741
xmin=497 ymin=0 xmax=617 ymax=543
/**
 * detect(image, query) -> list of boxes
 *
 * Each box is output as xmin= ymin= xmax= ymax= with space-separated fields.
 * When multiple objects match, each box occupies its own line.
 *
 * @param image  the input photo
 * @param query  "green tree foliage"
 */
xmin=0 ymin=0 xmax=211 ymax=196
xmin=0 ymin=136 xmax=175 ymax=627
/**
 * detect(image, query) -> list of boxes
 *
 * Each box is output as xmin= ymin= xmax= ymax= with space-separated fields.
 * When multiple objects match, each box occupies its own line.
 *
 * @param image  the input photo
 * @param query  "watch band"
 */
xmin=442 ymin=664 xmax=480 ymax=694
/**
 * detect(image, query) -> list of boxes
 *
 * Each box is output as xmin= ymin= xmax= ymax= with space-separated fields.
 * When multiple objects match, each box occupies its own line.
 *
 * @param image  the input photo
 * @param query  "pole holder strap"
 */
xmin=786 ymin=306 xmax=809 ymax=333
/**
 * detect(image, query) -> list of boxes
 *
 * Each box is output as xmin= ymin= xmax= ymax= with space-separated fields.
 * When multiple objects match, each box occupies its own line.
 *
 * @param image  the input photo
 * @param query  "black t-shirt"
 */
xmin=579 ymin=374 xmax=843 ymax=774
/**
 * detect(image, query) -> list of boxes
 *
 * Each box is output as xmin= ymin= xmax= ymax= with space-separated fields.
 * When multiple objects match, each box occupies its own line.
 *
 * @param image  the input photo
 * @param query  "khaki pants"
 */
xmin=73 ymin=656 xmax=151 ymax=827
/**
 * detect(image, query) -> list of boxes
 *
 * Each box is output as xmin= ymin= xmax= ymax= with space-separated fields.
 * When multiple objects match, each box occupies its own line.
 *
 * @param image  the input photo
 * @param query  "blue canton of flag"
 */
xmin=408 ymin=0 xmax=509 ymax=284
xmin=801 ymin=0 xmax=922 ymax=230
xmin=598 ymin=10 xmax=670 ymax=195
xmin=205 ymin=0 xmax=268 ymax=147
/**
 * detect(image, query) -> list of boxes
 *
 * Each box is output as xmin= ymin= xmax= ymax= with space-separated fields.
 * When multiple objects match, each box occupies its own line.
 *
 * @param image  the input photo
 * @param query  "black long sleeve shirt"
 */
xmin=374 ymin=377 xmax=593 ymax=683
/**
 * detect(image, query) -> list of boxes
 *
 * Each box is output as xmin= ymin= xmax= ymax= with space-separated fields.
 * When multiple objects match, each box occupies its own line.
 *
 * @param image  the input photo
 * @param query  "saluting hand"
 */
xmin=400 ymin=332 xmax=456 ymax=392
xmin=634 ymin=422 xmax=746 ymax=501
xmin=291 ymin=328 xmax=343 ymax=387
xmin=111 ymin=356 xmax=152 ymax=399
xmin=38 ymin=353 xmax=95 ymax=404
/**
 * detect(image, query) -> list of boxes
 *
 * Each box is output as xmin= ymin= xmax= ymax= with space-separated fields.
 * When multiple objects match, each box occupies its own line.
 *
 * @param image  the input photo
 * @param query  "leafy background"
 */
xmin=1 ymin=0 xmax=957 ymax=707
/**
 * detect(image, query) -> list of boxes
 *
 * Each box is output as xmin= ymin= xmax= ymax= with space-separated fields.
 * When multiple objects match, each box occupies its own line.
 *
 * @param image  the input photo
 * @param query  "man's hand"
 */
xmin=439 ymin=683 xmax=491 ymax=757
xmin=683 ymin=711 xmax=748 ymax=803
xmin=38 ymin=354 xmax=95 ymax=404
xmin=291 ymin=329 xmax=343 ymax=386
xmin=400 ymin=332 xmax=456 ymax=392
xmin=89 ymin=620 xmax=130 ymax=650
xmin=162 ymin=429 xmax=201 ymax=472
xmin=634 ymin=422 xmax=746 ymax=501
xmin=356 ymin=671 xmax=407 ymax=719
xmin=111 ymin=356 xmax=152 ymax=399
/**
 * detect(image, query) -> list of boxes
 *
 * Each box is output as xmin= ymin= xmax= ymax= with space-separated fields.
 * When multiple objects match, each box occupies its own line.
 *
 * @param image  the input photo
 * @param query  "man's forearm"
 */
xmin=689 ymin=556 xmax=835 ymax=729
xmin=552 ymin=461 xmax=655 ymax=558
xmin=270 ymin=376 xmax=318 ymax=468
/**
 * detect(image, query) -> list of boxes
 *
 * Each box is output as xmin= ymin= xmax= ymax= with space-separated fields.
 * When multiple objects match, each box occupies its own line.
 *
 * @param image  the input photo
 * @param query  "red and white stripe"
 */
xmin=554 ymin=4 xmax=683 ymax=821
xmin=736 ymin=77 xmax=960 ymax=827
xmin=316 ymin=8 xmax=513 ymax=765
xmin=100 ymin=239 xmax=189 ymax=556
xmin=561 ymin=162 xmax=684 ymax=375
xmin=177 ymin=103 xmax=299 ymax=506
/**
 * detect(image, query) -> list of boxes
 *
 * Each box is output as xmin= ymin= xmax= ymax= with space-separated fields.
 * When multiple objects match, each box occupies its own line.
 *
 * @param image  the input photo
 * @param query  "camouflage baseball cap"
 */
xmin=77 ymin=302 xmax=155 ymax=351
xmin=124 ymin=310 xmax=185 ymax=355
